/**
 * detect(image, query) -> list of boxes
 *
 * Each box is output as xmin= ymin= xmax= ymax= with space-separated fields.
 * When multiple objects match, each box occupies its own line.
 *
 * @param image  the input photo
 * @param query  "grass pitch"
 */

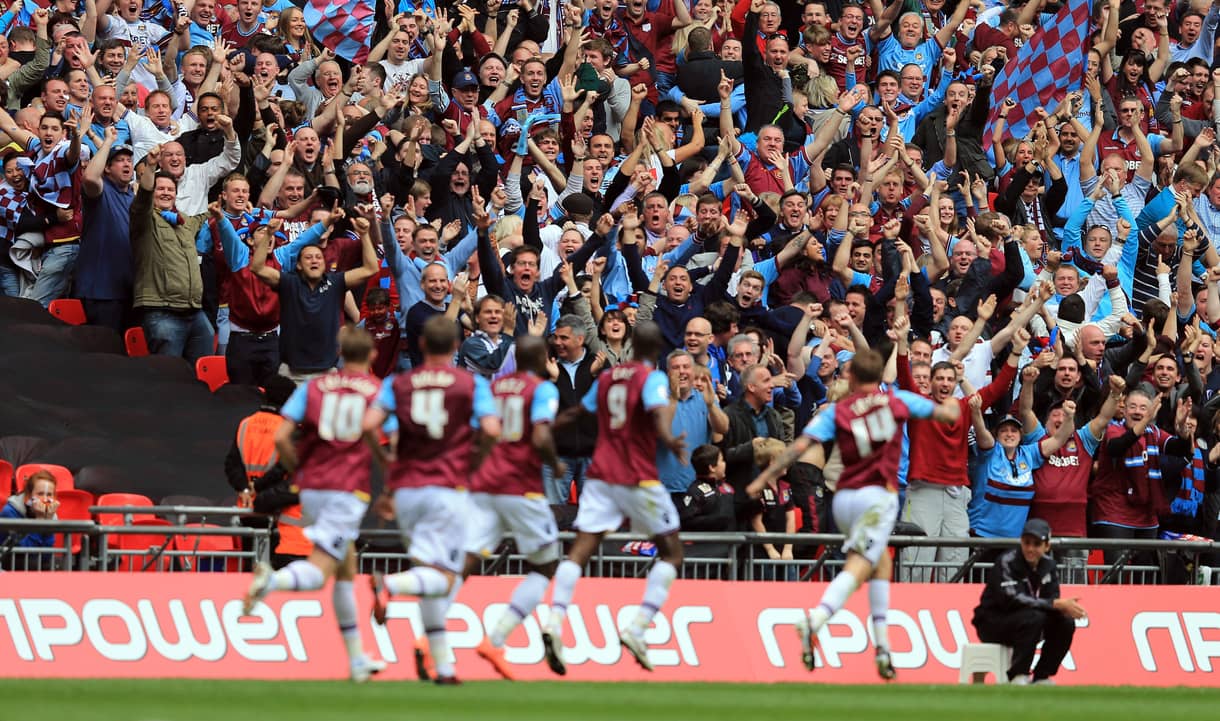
xmin=3 ymin=680 xmax=1215 ymax=721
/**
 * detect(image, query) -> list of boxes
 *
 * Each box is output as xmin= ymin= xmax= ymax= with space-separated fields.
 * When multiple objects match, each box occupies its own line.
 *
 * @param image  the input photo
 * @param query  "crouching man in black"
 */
xmin=971 ymin=519 xmax=1087 ymax=685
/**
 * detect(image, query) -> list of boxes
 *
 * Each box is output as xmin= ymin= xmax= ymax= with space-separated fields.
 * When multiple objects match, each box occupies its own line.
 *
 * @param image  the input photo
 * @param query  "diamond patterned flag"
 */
xmin=304 ymin=0 xmax=377 ymax=64
xmin=984 ymin=0 xmax=1094 ymax=153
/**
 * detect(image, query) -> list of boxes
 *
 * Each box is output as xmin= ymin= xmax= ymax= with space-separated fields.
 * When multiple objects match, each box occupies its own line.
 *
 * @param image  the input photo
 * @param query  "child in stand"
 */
xmin=359 ymin=287 xmax=402 ymax=378
xmin=750 ymin=438 xmax=797 ymax=580
xmin=1 ymin=470 xmax=60 ymax=567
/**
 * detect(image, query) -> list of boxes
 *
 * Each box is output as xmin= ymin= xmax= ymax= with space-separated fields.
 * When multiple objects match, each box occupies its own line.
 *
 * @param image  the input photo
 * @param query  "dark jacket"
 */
xmin=425 ymin=141 xmax=500 ymax=237
xmin=741 ymin=10 xmax=784 ymax=134
xmin=553 ymin=350 xmax=599 ymax=458
xmin=679 ymin=478 xmax=737 ymax=532
xmin=1033 ymin=363 xmax=1104 ymax=425
xmin=721 ymin=399 xmax=787 ymax=487
xmin=973 ymin=548 xmax=1061 ymax=627
xmin=477 ymin=219 xmax=608 ymax=336
xmin=636 ymin=241 xmax=741 ymax=356
xmin=676 ymin=51 xmax=743 ymax=104
xmin=913 ymin=74 xmax=993 ymax=180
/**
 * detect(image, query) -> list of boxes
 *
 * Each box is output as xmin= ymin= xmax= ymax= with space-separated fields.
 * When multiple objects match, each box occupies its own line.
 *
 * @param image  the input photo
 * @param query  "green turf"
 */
xmin=2 ymin=680 xmax=1215 ymax=721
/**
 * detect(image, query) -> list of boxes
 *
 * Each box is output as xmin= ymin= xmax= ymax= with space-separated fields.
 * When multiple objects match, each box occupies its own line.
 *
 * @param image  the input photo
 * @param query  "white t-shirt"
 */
xmin=379 ymin=58 xmax=428 ymax=95
xmin=100 ymin=17 xmax=170 ymax=92
xmin=932 ymin=337 xmax=995 ymax=398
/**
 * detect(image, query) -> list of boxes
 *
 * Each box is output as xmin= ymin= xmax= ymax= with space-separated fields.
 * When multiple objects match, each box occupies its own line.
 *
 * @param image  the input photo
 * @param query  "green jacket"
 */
xmin=6 ymin=37 xmax=50 ymax=112
xmin=130 ymin=186 xmax=205 ymax=310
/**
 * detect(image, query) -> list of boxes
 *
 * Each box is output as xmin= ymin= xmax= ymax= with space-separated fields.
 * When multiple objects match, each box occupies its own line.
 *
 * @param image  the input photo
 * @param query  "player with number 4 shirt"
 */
xmin=362 ymin=316 xmax=501 ymax=685
xmin=747 ymin=349 xmax=960 ymax=681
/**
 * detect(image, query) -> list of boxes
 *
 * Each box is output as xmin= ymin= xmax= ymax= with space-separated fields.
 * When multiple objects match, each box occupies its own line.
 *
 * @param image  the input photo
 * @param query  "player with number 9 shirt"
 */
xmin=543 ymin=322 xmax=689 ymax=674
xmin=241 ymin=326 xmax=387 ymax=683
xmin=746 ymin=349 xmax=960 ymax=681
xmin=362 ymin=315 xmax=501 ymax=685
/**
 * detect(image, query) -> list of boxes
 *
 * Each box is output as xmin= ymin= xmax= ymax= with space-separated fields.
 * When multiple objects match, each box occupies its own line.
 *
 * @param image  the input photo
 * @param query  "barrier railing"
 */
xmin=2 ymin=517 xmax=1215 ymax=584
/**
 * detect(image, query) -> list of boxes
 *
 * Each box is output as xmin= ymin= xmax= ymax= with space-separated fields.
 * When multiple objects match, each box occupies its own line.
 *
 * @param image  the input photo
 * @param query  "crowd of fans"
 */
xmin=2 ymin=0 xmax=1220 ymax=579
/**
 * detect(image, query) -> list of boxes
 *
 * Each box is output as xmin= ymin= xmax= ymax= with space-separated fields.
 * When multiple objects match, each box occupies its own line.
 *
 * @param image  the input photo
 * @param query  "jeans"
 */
xmin=216 ymin=305 xmax=231 ymax=355
xmin=143 ymin=308 xmax=215 ymax=365
xmin=542 ymin=455 xmax=590 ymax=505
xmin=29 ymin=243 xmax=79 ymax=308
xmin=656 ymin=70 xmax=676 ymax=98
xmin=0 ymin=260 xmax=21 ymax=297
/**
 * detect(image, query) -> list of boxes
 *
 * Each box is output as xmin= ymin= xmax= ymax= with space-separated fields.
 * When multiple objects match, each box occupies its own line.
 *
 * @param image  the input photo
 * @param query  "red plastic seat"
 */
xmin=195 ymin=355 xmax=229 ymax=391
xmin=174 ymin=523 xmax=241 ymax=572
xmin=124 ymin=327 xmax=149 ymax=357
xmin=95 ymin=492 xmax=156 ymax=549
xmin=54 ymin=489 xmax=96 ymax=554
xmin=48 ymin=298 xmax=87 ymax=325
xmin=114 ymin=518 xmax=174 ymax=572
xmin=0 ymin=459 xmax=12 ymax=499
xmin=14 ymin=463 xmax=74 ymax=491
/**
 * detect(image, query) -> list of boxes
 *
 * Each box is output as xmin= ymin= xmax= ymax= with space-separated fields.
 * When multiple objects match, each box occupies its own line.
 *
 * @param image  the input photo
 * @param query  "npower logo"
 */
xmin=372 ymin=600 xmax=714 ymax=667
xmin=0 ymin=598 xmax=323 ymax=662
xmin=757 ymin=607 xmax=1088 ymax=671
xmin=0 ymin=597 xmax=716 ymax=668
xmin=1132 ymin=611 xmax=1220 ymax=672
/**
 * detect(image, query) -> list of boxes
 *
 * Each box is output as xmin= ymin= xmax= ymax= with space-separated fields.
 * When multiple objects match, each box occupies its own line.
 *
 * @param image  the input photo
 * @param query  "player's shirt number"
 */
xmin=497 ymin=396 xmax=525 ymax=442
xmin=848 ymin=406 xmax=896 ymax=456
xmin=410 ymin=389 xmax=450 ymax=439
xmin=608 ymin=384 xmax=628 ymax=429
xmin=318 ymin=393 xmax=367 ymax=442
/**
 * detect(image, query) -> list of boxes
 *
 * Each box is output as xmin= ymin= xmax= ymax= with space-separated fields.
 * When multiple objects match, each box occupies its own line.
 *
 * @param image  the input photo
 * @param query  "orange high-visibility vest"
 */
xmin=235 ymin=410 xmax=311 ymax=557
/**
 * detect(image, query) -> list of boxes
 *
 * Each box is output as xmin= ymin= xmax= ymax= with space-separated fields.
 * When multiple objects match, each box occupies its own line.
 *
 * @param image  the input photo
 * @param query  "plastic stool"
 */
xmin=958 ymin=643 xmax=1012 ymax=684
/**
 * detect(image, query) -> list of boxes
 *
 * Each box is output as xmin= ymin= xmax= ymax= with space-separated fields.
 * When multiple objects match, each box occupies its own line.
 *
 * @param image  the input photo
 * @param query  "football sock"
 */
xmin=811 ymin=572 xmax=859 ymax=631
xmin=547 ymin=560 xmax=583 ymax=632
xmin=332 ymin=580 xmax=362 ymax=660
xmin=868 ymin=579 xmax=891 ymax=651
xmin=628 ymin=560 xmax=677 ymax=636
xmin=490 ymin=572 xmax=550 ymax=647
xmin=420 ymin=597 xmax=455 ymax=678
xmin=269 ymin=560 xmax=325 ymax=592
xmin=384 ymin=566 xmax=450 ymax=598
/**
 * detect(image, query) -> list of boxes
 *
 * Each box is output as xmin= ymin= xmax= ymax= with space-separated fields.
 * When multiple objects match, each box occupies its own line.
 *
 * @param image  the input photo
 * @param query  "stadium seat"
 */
xmin=195 ymin=355 xmax=230 ymax=392
xmin=958 ymin=643 xmax=1012 ymax=684
xmin=54 ymin=489 xmax=96 ymax=554
xmin=174 ymin=523 xmax=241 ymax=572
xmin=124 ymin=326 xmax=149 ymax=357
xmin=48 ymin=298 xmax=87 ymax=326
xmin=96 ymin=492 xmax=157 ymax=549
xmin=0 ymin=459 xmax=12 ymax=496
xmin=14 ymin=463 xmax=75 ymax=491
xmin=114 ymin=518 xmax=175 ymax=572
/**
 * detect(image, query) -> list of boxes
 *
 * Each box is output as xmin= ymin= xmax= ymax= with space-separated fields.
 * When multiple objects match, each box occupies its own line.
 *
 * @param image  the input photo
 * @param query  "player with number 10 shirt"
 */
xmin=292 ymin=371 xmax=383 ymax=494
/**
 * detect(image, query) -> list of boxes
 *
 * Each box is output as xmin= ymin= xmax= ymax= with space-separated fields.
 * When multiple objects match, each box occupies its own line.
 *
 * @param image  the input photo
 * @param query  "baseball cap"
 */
xmin=996 ymin=414 xmax=1023 ymax=431
xmin=1021 ymin=518 xmax=1052 ymax=542
xmin=109 ymin=144 xmax=134 ymax=158
xmin=560 ymin=192 xmax=594 ymax=218
xmin=452 ymin=70 xmax=479 ymax=89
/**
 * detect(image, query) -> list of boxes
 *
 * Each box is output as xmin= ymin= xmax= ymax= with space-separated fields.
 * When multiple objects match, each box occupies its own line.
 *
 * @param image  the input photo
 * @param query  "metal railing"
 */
xmin=3 ymin=517 xmax=1216 ymax=584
